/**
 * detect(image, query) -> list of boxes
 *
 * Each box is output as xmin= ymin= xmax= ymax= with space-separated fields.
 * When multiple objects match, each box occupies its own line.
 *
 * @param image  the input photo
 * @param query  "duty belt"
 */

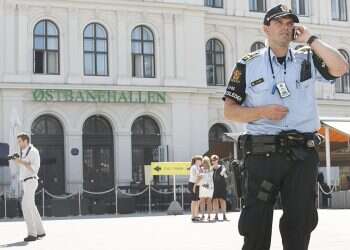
xmin=239 ymin=131 xmax=324 ymax=155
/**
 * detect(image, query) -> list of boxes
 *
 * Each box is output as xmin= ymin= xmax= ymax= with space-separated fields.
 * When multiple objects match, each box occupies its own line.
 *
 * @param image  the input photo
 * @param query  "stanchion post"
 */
xmin=4 ymin=191 xmax=7 ymax=219
xmin=42 ymin=188 xmax=45 ymax=217
xmin=148 ymin=184 xmax=151 ymax=214
xmin=78 ymin=190 xmax=82 ymax=216
xmin=344 ymin=191 xmax=346 ymax=209
xmin=115 ymin=186 xmax=118 ymax=216
xmin=173 ymin=175 xmax=176 ymax=201
xmin=317 ymin=182 xmax=320 ymax=209
xmin=181 ymin=184 xmax=184 ymax=209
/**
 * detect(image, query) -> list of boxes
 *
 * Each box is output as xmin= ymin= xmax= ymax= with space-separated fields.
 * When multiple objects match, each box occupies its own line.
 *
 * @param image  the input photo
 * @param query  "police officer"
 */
xmin=15 ymin=133 xmax=46 ymax=242
xmin=223 ymin=4 xmax=349 ymax=250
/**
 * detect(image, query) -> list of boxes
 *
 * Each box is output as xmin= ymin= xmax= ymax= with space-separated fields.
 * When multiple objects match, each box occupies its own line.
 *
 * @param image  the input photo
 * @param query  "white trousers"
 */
xmin=21 ymin=179 xmax=45 ymax=236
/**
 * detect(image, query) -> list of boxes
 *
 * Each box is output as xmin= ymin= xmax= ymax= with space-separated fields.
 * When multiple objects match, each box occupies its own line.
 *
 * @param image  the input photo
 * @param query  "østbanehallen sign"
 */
xmin=32 ymin=89 xmax=167 ymax=104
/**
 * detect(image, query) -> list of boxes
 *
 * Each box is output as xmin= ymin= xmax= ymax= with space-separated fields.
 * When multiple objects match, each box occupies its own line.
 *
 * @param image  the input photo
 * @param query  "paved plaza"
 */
xmin=0 ymin=210 xmax=349 ymax=250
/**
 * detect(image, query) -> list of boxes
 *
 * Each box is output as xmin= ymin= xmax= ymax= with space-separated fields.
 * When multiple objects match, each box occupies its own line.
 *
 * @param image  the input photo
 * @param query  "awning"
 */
xmin=321 ymin=117 xmax=350 ymax=136
xmin=320 ymin=117 xmax=350 ymax=186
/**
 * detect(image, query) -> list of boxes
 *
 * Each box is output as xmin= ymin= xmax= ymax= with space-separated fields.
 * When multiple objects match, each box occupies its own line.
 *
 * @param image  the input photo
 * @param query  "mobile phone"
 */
xmin=292 ymin=28 xmax=296 ymax=40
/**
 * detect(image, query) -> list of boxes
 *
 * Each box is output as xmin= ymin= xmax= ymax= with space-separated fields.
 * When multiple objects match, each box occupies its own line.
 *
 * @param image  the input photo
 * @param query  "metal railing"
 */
xmin=0 ymin=184 xmax=203 ymax=218
xmin=2 ymin=180 xmax=348 ymax=219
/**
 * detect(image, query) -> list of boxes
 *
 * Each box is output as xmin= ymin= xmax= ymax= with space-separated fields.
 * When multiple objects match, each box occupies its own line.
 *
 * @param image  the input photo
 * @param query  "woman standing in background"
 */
xmin=198 ymin=156 xmax=214 ymax=222
xmin=188 ymin=155 xmax=202 ymax=222
xmin=212 ymin=155 xmax=228 ymax=221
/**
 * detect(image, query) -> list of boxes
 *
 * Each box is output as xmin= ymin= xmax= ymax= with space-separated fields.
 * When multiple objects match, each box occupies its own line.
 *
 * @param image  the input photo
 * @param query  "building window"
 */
xmin=132 ymin=26 xmax=155 ymax=78
xmin=332 ymin=0 xmax=348 ymax=21
xmin=249 ymin=0 xmax=266 ymax=12
xmin=33 ymin=20 xmax=59 ymax=74
xmin=83 ymin=23 xmax=109 ymax=76
xmin=205 ymin=0 xmax=223 ymax=8
xmin=292 ymin=0 xmax=309 ymax=16
xmin=132 ymin=116 xmax=161 ymax=184
xmin=31 ymin=115 xmax=65 ymax=195
xmin=209 ymin=123 xmax=228 ymax=146
xmin=250 ymin=41 xmax=265 ymax=52
xmin=206 ymin=39 xmax=225 ymax=86
xmin=208 ymin=123 xmax=235 ymax=160
xmin=83 ymin=116 xmax=114 ymax=192
xmin=336 ymin=50 xmax=350 ymax=93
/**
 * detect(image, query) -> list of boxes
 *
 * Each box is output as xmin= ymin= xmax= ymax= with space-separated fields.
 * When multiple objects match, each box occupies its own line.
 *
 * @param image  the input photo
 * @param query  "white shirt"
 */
xmin=189 ymin=164 xmax=200 ymax=183
xmin=199 ymin=168 xmax=214 ymax=198
xmin=198 ymin=169 xmax=214 ymax=188
xmin=19 ymin=144 xmax=40 ymax=181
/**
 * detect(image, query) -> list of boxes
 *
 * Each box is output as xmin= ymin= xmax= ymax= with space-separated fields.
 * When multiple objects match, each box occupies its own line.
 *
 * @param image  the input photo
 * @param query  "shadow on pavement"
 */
xmin=0 ymin=241 xmax=29 ymax=248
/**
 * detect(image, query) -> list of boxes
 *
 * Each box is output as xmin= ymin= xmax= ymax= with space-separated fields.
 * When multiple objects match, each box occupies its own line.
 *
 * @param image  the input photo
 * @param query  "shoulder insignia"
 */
xmin=296 ymin=46 xmax=311 ymax=54
xmin=240 ymin=51 xmax=261 ymax=63
xmin=230 ymin=68 xmax=242 ymax=83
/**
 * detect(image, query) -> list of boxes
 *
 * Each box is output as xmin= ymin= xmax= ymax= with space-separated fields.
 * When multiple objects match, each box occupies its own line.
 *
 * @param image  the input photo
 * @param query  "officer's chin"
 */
xmin=280 ymin=37 xmax=292 ymax=46
xmin=277 ymin=41 xmax=291 ymax=48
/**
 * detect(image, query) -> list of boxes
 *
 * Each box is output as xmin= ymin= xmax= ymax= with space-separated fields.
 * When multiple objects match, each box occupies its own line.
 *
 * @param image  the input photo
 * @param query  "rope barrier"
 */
xmin=82 ymin=187 xmax=115 ymax=195
xmin=44 ymin=190 xmax=78 ymax=199
xmin=117 ymin=187 xmax=149 ymax=197
xmin=318 ymin=183 xmax=336 ymax=195
xmin=150 ymin=187 xmax=173 ymax=195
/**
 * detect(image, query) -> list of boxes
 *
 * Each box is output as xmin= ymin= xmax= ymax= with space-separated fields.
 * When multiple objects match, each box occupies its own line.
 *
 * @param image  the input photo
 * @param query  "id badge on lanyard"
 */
xmin=276 ymin=82 xmax=290 ymax=98
xmin=269 ymin=48 xmax=291 ymax=99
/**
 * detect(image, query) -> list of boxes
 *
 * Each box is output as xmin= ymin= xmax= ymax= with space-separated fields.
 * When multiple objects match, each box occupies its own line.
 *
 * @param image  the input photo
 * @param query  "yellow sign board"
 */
xmin=151 ymin=162 xmax=191 ymax=176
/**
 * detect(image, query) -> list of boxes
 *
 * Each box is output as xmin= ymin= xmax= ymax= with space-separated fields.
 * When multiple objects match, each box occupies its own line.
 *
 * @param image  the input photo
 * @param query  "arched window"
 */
xmin=206 ymin=39 xmax=225 ymax=86
xmin=33 ymin=20 xmax=59 ymax=74
xmin=336 ymin=49 xmax=350 ymax=93
xmin=31 ymin=115 xmax=65 ymax=195
xmin=131 ymin=116 xmax=161 ymax=184
xmin=250 ymin=41 xmax=265 ymax=52
xmin=83 ymin=116 xmax=114 ymax=192
xmin=131 ymin=26 xmax=155 ymax=78
xmin=83 ymin=23 xmax=109 ymax=76
xmin=209 ymin=123 xmax=229 ymax=147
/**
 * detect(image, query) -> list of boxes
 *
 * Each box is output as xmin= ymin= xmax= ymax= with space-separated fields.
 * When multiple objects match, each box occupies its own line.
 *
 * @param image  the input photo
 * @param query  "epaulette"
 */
xmin=295 ymin=45 xmax=311 ymax=54
xmin=240 ymin=50 xmax=261 ymax=64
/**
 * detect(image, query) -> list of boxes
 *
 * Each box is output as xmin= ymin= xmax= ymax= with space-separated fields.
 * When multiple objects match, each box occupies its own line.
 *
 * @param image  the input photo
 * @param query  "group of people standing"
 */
xmin=188 ymin=154 xmax=228 ymax=222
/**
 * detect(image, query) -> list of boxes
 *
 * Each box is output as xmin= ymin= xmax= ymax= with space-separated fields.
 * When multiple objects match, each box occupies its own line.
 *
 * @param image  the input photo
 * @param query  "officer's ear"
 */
xmin=262 ymin=25 xmax=269 ymax=36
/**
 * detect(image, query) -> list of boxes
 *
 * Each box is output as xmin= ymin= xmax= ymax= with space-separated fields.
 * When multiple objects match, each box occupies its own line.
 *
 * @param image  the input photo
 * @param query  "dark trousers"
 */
xmin=238 ymin=148 xmax=319 ymax=250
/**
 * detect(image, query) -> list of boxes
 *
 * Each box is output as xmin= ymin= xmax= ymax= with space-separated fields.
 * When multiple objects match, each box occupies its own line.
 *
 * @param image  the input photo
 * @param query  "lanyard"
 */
xmin=268 ymin=47 xmax=287 ymax=94
xmin=20 ymin=146 xmax=31 ymax=159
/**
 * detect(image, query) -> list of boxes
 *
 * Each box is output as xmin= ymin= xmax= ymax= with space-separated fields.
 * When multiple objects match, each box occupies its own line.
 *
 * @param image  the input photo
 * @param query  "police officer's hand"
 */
xmin=260 ymin=105 xmax=289 ymax=121
xmin=293 ymin=25 xmax=312 ymax=44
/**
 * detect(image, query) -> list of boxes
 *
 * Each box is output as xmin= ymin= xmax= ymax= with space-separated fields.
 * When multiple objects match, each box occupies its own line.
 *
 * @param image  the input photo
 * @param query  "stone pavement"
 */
xmin=0 ymin=210 xmax=349 ymax=250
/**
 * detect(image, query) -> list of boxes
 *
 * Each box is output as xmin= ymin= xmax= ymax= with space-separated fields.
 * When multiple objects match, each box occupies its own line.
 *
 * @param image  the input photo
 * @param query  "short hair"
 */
xmin=210 ymin=155 xmax=219 ymax=161
xmin=17 ymin=133 xmax=30 ymax=143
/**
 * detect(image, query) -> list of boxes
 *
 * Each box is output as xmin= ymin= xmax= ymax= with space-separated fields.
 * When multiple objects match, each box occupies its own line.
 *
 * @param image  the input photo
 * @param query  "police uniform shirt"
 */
xmin=223 ymin=47 xmax=337 ymax=135
xmin=19 ymin=144 xmax=40 ymax=181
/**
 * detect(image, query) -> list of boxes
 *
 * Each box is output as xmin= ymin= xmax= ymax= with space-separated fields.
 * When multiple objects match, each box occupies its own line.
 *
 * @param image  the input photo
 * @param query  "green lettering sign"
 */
xmin=32 ymin=89 xmax=167 ymax=104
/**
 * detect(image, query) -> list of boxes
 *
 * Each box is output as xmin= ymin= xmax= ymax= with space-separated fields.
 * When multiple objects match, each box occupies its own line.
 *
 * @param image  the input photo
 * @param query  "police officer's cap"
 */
xmin=264 ymin=4 xmax=299 ymax=25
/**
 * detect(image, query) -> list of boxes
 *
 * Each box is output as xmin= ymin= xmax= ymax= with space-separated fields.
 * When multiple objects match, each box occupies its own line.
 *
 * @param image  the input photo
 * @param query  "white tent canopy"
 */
xmin=321 ymin=117 xmax=350 ymax=136
xmin=320 ymin=117 xmax=350 ymax=186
